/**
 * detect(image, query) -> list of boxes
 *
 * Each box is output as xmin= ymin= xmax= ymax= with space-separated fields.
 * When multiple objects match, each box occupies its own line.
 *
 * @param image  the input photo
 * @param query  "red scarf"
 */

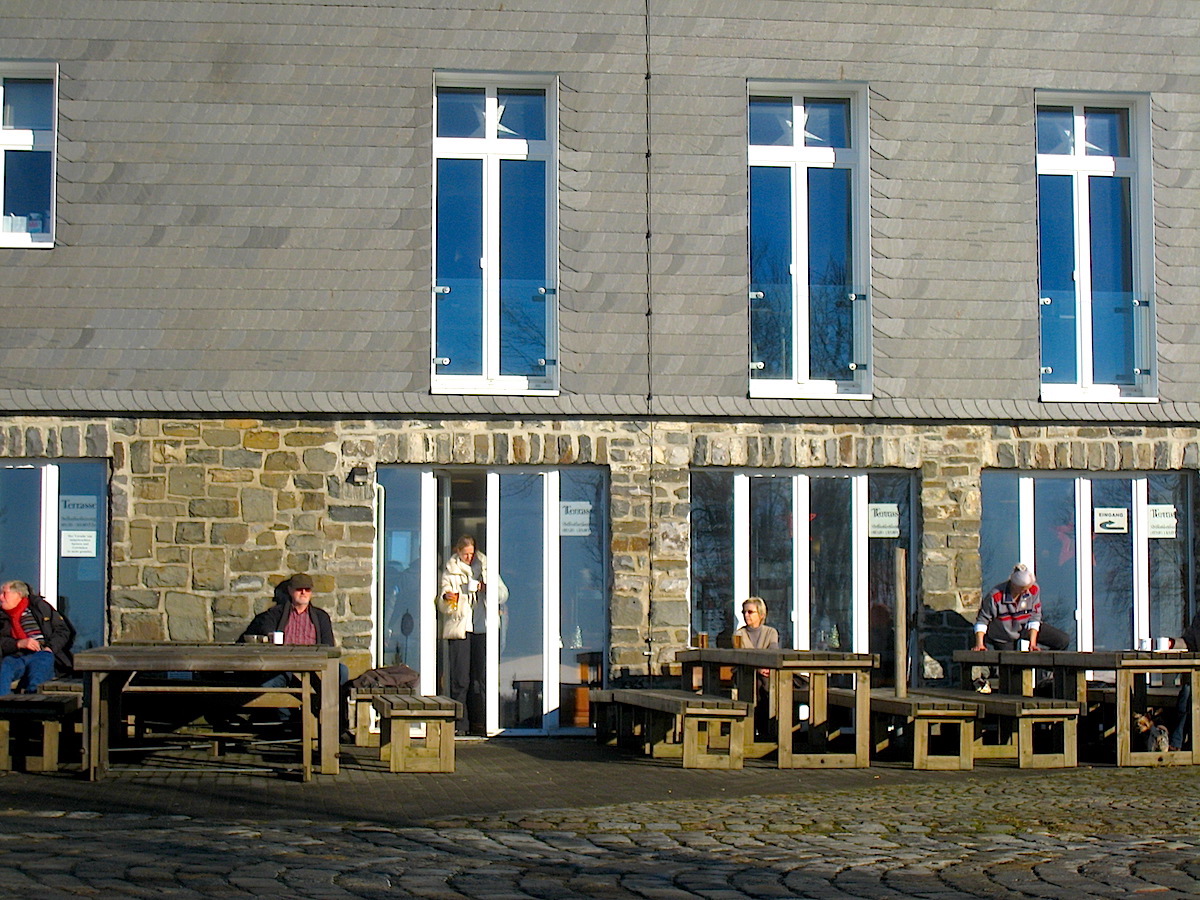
xmin=4 ymin=597 xmax=29 ymax=640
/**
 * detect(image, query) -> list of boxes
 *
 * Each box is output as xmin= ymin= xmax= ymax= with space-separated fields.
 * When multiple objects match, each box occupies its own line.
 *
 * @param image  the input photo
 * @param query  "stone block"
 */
xmin=167 ymin=466 xmax=206 ymax=497
xmin=111 ymin=589 xmax=160 ymax=609
xmin=303 ymin=448 xmax=337 ymax=471
xmin=165 ymin=593 xmax=210 ymax=641
xmin=244 ymin=430 xmax=280 ymax=450
xmin=241 ymin=487 xmax=275 ymax=522
xmin=189 ymin=498 xmax=238 ymax=518
xmin=264 ymin=451 xmax=301 ymax=471
xmin=118 ymin=612 xmax=167 ymax=642
xmin=143 ymin=566 xmax=189 ymax=588
xmin=192 ymin=548 xmax=227 ymax=591
xmin=232 ymin=548 xmax=284 ymax=572
xmin=211 ymin=522 xmax=250 ymax=545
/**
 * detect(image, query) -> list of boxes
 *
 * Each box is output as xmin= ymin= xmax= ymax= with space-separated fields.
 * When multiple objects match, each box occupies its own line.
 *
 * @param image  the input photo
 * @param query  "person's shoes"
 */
xmin=973 ymin=677 xmax=992 ymax=694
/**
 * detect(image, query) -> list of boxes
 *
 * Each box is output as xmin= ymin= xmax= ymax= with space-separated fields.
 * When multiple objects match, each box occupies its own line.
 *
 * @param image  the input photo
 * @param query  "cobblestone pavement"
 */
xmin=0 ymin=740 xmax=1198 ymax=898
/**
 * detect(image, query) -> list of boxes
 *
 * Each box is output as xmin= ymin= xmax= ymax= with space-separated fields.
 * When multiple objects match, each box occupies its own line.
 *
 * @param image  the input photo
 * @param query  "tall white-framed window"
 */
xmin=0 ymin=64 xmax=56 ymax=248
xmin=748 ymin=85 xmax=870 ymax=399
xmin=1036 ymin=94 xmax=1155 ymax=401
xmin=981 ymin=470 xmax=1192 ymax=651
xmin=689 ymin=469 xmax=914 ymax=683
xmin=432 ymin=76 xmax=558 ymax=395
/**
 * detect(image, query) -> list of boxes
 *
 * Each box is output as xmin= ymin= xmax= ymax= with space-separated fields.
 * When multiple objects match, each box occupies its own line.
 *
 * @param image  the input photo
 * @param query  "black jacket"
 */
xmin=0 ymin=593 xmax=75 ymax=673
xmin=239 ymin=601 xmax=336 ymax=647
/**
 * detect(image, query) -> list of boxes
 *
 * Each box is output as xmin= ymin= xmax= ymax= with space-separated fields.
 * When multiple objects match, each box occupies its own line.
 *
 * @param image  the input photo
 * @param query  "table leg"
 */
xmin=319 ymin=659 xmax=339 ymax=775
xmin=1116 ymin=668 xmax=1132 ymax=766
xmin=854 ymin=672 xmax=870 ymax=767
xmin=300 ymin=672 xmax=314 ymax=782
xmin=1189 ymin=670 xmax=1200 ymax=764
xmin=775 ymin=669 xmax=794 ymax=767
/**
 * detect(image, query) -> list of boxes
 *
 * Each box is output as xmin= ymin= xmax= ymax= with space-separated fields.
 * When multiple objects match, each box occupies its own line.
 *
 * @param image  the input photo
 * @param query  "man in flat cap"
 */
xmin=240 ymin=573 xmax=335 ymax=647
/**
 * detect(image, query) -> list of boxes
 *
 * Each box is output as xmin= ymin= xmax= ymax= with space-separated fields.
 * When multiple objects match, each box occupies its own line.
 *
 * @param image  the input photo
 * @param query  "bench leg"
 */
xmin=26 ymin=720 xmax=61 ymax=773
xmin=0 ymin=719 xmax=10 ymax=771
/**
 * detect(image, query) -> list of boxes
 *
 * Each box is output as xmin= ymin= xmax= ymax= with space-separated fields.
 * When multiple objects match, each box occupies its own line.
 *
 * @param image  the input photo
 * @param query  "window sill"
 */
xmin=0 ymin=234 xmax=53 ymax=249
xmin=750 ymin=379 xmax=870 ymax=401
xmin=432 ymin=375 xmax=558 ymax=397
xmin=1040 ymin=384 xmax=1158 ymax=404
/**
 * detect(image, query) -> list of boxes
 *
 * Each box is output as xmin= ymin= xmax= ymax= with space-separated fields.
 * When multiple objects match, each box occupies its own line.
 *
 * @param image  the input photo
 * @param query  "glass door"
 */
xmin=377 ymin=465 xmax=609 ymax=733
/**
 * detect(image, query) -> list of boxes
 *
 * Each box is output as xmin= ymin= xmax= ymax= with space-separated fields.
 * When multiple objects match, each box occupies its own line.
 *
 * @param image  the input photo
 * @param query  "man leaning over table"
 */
xmin=970 ymin=563 xmax=1069 ymax=692
xmin=239 ymin=573 xmax=349 ymax=730
xmin=0 ymin=579 xmax=75 ymax=694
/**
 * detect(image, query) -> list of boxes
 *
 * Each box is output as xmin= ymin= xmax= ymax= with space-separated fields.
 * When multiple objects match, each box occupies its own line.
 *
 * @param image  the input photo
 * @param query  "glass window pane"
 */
xmin=3 ymin=150 xmax=52 ymax=231
xmin=1085 ymin=107 xmax=1129 ymax=157
xmin=804 ymin=98 xmax=850 ymax=149
xmin=57 ymin=461 xmax=108 ymax=652
xmin=1032 ymin=478 xmax=1078 ymax=649
xmin=435 ymin=158 xmax=484 ymax=375
xmin=1036 ymin=106 xmax=1074 ymax=155
xmin=981 ymin=471 xmax=1021 ymax=591
xmin=0 ymin=467 xmax=43 ymax=591
xmin=1148 ymin=474 xmax=1189 ymax=641
xmin=559 ymin=469 xmax=608 ymax=727
xmin=750 ymin=476 xmax=794 ymax=648
xmin=808 ymin=167 xmax=853 ymax=380
xmin=868 ymin=473 xmax=913 ymax=687
xmin=2 ymin=79 xmax=52 ymax=130
xmin=749 ymin=166 xmax=793 ymax=379
xmin=499 ymin=159 xmax=547 ymax=377
xmin=498 ymin=473 xmax=545 ymax=729
xmin=1089 ymin=176 xmax=1134 ymax=385
xmin=690 ymin=471 xmax=734 ymax=645
xmin=378 ymin=467 xmax=425 ymax=677
xmin=749 ymin=96 xmax=792 ymax=146
xmin=436 ymin=87 xmax=485 ymax=138
xmin=1037 ymin=174 xmax=1077 ymax=384
xmin=497 ymin=89 xmax=545 ymax=140
xmin=810 ymin=477 xmax=852 ymax=652
xmin=1091 ymin=479 xmax=1133 ymax=650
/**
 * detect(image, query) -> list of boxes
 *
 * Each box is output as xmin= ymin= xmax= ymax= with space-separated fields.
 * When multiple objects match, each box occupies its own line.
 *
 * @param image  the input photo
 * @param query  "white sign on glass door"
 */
xmin=1147 ymin=504 xmax=1177 ymax=539
xmin=867 ymin=503 xmax=900 ymax=538
xmin=1093 ymin=507 xmax=1128 ymax=534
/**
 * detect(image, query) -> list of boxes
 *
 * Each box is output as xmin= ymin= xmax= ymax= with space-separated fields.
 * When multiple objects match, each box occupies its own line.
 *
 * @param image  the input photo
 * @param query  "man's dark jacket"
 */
xmin=0 ymin=593 xmax=75 ymax=673
xmin=239 ymin=602 xmax=335 ymax=646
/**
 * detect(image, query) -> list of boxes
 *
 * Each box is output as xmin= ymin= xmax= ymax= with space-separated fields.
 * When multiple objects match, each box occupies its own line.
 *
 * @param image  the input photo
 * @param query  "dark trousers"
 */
xmin=447 ymin=632 xmax=486 ymax=733
xmin=983 ymin=621 xmax=1070 ymax=651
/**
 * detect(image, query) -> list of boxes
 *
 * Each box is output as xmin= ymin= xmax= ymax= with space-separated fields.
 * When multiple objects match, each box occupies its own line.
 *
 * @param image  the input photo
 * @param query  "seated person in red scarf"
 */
xmin=0 ymin=580 xmax=75 ymax=694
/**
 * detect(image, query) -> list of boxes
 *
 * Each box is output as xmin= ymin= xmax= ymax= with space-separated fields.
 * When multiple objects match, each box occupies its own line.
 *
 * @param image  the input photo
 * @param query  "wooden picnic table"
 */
xmin=953 ymin=649 xmax=1200 ymax=766
xmin=676 ymin=648 xmax=878 ymax=768
xmin=74 ymin=643 xmax=342 ymax=781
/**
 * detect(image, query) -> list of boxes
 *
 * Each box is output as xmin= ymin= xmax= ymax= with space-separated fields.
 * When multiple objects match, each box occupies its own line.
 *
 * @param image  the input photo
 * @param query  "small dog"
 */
xmin=1135 ymin=711 xmax=1170 ymax=752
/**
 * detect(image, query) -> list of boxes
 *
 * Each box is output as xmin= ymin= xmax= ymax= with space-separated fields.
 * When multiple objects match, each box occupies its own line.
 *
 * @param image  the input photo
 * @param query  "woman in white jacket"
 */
xmin=437 ymin=534 xmax=506 ymax=734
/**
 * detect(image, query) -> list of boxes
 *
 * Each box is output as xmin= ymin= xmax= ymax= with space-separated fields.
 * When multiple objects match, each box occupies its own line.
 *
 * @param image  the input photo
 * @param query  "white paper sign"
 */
xmin=1093 ymin=507 xmax=1128 ymax=534
xmin=560 ymin=501 xmax=592 ymax=536
xmin=867 ymin=503 xmax=900 ymax=538
xmin=60 ymin=495 xmax=97 ymax=530
xmin=1148 ymin=504 xmax=1177 ymax=539
xmin=61 ymin=530 xmax=97 ymax=558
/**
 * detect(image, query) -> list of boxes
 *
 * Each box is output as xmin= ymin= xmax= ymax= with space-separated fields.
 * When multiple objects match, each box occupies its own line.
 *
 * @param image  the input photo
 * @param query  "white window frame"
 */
xmin=1036 ymin=93 xmax=1155 ymax=403
xmin=747 ymin=83 xmax=871 ymax=400
xmin=431 ymin=74 xmax=559 ymax=396
xmin=0 ymin=62 xmax=57 ymax=249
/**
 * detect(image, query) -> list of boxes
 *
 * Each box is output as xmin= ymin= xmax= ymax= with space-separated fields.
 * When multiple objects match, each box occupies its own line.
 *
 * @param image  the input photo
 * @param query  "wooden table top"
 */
xmin=676 ymin=648 xmax=878 ymax=670
xmin=74 ymin=643 xmax=340 ymax=673
xmin=953 ymin=649 xmax=1200 ymax=669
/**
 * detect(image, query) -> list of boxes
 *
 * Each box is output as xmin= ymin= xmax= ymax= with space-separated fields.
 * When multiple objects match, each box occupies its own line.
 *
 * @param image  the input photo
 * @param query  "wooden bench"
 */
xmin=373 ymin=694 xmax=462 ymax=773
xmin=0 ymin=693 xmax=83 ymax=772
xmin=829 ymin=687 xmax=978 ymax=770
xmin=349 ymin=686 xmax=414 ymax=747
xmin=918 ymin=687 xmax=1082 ymax=768
xmin=593 ymin=688 xmax=749 ymax=769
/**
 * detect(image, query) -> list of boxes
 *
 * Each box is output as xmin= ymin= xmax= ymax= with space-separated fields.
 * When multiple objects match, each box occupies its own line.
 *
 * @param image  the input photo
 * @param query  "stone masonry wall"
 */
xmin=2 ymin=416 xmax=1198 ymax=679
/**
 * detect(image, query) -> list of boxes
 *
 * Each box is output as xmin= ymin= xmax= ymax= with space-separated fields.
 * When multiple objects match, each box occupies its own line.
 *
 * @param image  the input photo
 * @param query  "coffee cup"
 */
xmin=1138 ymin=638 xmax=1152 ymax=651
xmin=466 ymin=579 xmax=481 ymax=593
xmin=271 ymin=631 xmax=284 ymax=645
xmin=1156 ymin=637 xmax=1171 ymax=652
xmin=1018 ymin=639 xmax=1030 ymax=651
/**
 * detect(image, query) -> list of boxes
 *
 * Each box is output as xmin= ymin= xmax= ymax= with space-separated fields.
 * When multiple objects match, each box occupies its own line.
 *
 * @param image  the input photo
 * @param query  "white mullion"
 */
xmin=1076 ymin=478 xmax=1094 ymax=651
xmin=733 ymin=474 xmax=751 ymax=628
xmin=851 ymin=474 xmax=868 ymax=653
xmin=1073 ymin=151 xmax=1094 ymax=391
xmin=418 ymin=469 xmax=439 ymax=696
xmin=543 ymin=471 xmax=560 ymax=730
xmin=1017 ymin=476 xmax=1036 ymax=565
xmin=482 ymin=154 xmax=500 ymax=381
xmin=1131 ymin=478 xmax=1150 ymax=646
xmin=793 ymin=160 xmax=810 ymax=384
xmin=793 ymin=474 xmax=810 ymax=650
xmin=485 ymin=471 xmax=502 ymax=733
xmin=39 ymin=464 xmax=59 ymax=607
